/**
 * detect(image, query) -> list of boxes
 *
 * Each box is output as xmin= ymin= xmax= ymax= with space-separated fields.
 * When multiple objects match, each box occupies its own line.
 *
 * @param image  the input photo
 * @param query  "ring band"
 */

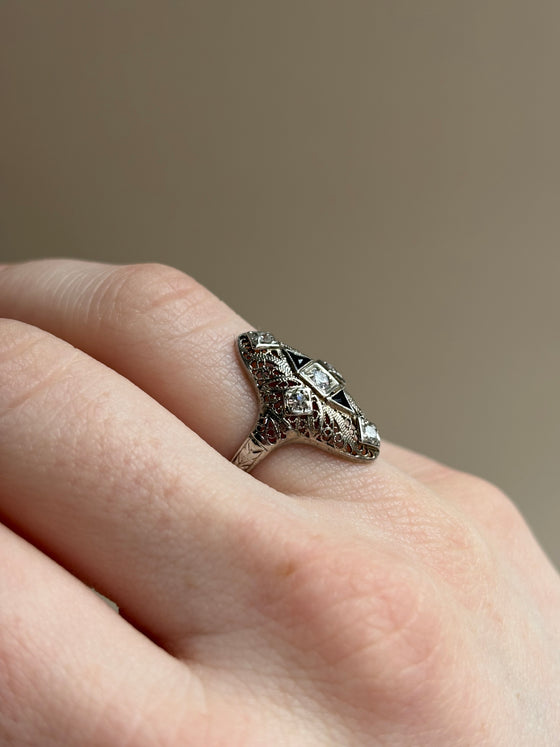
xmin=231 ymin=331 xmax=380 ymax=472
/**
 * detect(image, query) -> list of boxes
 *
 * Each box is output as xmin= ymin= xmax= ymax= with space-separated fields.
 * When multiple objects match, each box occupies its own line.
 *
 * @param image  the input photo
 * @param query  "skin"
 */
xmin=0 ymin=259 xmax=558 ymax=746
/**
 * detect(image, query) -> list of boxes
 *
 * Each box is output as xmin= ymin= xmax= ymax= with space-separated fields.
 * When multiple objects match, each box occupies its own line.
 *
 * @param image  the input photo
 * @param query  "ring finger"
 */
xmin=0 ymin=259 xmax=399 ymax=498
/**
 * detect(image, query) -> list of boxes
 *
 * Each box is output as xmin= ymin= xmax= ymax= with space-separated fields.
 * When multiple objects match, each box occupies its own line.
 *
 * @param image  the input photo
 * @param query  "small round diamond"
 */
xmin=358 ymin=417 xmax=380 ymax=445
xmin=258 ymin=332 xmax=275 ymax=345
xmin=364 ymin=423 xmax=378 ymax=442
xmin=249 ymin=331 xmax=281 ymax=350
xmin=300 ymin=362 xmax=341 ymax=397
xmin=284 ymin=386 xmax=312 ymax=415
xmin=314 ymin=370 xmax=330 ymax=392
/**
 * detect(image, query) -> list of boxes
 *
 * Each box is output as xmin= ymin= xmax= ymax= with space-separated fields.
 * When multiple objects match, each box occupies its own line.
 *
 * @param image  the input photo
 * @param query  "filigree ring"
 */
xmin=231 ymin=331 xmax=381 ymax=472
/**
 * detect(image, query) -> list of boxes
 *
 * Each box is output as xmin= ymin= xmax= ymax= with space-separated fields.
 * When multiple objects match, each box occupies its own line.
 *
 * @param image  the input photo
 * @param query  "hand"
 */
xmin=0 ymin=259 xmax=558 ymax=746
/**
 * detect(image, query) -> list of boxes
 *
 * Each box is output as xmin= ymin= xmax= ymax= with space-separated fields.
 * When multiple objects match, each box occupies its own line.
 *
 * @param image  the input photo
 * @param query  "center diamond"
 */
xmin=300 ymin=361 xmax=341 ymax=397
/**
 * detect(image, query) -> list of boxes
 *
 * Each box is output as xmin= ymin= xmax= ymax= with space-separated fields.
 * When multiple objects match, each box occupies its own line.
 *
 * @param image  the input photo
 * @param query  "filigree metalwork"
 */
xmin=231 ymin=331 xmax=380 ymax=472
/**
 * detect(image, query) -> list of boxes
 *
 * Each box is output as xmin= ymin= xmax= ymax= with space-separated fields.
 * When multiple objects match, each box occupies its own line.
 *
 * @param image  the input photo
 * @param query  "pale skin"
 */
xmin=0 ymin=260 xmax=558 ymax=746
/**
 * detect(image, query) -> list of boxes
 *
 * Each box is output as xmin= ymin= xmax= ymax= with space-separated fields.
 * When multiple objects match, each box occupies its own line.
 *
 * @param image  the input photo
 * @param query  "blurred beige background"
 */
xmin=1 ymin=2 xmax=558 ymax=567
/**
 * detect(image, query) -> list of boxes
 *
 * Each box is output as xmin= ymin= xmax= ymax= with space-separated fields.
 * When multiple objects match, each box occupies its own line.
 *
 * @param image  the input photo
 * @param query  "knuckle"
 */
xmin=0 ymin=318 xmax=42 ymax=364
xmin=0 ymin=320 xmax=77 ymax=409
xmin=470 ymin=474 xmax=518 ymax=512
xmin=0 ymin=319 xmax=81 ymax=417
xmin=268 ymin=533 xmax=445 ymax=698
xmin=411 ymin=456 xmax=462 ymax=487
xmin=398 ymin=498 xmax=496 ymax=591
xmin=374 ymin=478 xmax=495 ymax=586
xmin=459 ymin=472 xmax=527 ymax=535
xmin=430 ymin=513 xmax=498 ymax=610
xmin=94 ymin=263 xmax=222 ymax=336
xmin=411 ymin=463 xmax=529 ymax=569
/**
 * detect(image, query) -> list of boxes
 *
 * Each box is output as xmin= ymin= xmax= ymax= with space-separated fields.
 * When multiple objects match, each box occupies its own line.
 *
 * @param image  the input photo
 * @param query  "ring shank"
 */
xmin=231 ymin=434 xmax=271 ymax=472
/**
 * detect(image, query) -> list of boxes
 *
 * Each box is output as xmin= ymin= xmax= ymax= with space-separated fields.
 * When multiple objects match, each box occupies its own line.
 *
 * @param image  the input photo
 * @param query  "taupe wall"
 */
xmin=1 ymin=2 xmax=559 ymax=567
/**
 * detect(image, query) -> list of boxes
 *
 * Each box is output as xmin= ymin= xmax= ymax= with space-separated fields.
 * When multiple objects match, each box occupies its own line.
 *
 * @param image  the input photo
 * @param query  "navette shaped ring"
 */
xmin=231 ymin=331 xmax=380 ymax=472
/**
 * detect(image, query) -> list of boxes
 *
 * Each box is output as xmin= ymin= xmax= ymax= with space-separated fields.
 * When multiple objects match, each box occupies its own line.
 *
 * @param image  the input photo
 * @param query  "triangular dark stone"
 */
xmin=285 ymin=350 xmax=312 ymax=371
xmin=331 ymin=389 xmax=352 ymax=410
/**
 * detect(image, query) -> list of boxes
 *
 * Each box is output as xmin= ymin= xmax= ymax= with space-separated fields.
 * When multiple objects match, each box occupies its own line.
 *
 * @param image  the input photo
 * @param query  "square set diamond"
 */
xmin=284 ymin=386 xmax=313 ymax=415
xmin=248 ymin=331 xmax=281 ymax=349
xmin=358 ymin=417 xmax=380 ymax=445
xmin=299 ymin=361 xmax=341 ymax=397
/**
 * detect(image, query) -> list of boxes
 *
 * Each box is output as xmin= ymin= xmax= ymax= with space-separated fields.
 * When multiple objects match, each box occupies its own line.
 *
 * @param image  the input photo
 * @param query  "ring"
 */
xmin=231 ymin=331 xmax=381 ymax=472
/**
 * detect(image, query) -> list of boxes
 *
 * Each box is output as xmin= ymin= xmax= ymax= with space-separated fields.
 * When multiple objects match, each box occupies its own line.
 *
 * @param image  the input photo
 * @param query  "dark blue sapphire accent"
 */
xmin=331 ymin=389 xmax=352 ymax=410
xmin=285 ymin=350 xmax=312 ymax=371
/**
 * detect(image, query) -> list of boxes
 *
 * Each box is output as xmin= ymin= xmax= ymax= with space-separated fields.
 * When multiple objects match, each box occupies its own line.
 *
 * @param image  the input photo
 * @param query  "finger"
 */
xmin=0 ymin=326 xmax=366 ymax=744
xmin=1 ymin=518 xmax=466 ymax=747
xmin=0 ymin=318 xmax=287 ymax=648
xmin=0 ymin=260 xmax=404 ymax=498
xmin=0 ymin=521 xmax=211 ymax=746
xmin=0 ymin=260 xmax=255 ymax=458
xmin=0 ymin=258 xmax=510 ymax=589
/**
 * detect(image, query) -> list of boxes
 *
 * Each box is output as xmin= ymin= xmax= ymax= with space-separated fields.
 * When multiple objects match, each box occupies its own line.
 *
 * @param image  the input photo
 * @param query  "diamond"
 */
xmin=284 ymin=386 xmax=313 ymax=415
xmin=358 ymin=417 xmax=380 ymax=445
xmin=257 ymin=332 xmax=275 ymax=345
xmin=300 ymin=361 xmax=341 ymax=397
xmin=323 ymin=362 xmax=346 ymax=387
xmin=248 ymin=331 xmax=280 ymax=349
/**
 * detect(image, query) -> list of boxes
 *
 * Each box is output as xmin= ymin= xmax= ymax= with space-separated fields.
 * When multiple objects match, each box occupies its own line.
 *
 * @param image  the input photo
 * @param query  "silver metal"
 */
xmin=231 ymin=331 xmax=380 ymax=472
